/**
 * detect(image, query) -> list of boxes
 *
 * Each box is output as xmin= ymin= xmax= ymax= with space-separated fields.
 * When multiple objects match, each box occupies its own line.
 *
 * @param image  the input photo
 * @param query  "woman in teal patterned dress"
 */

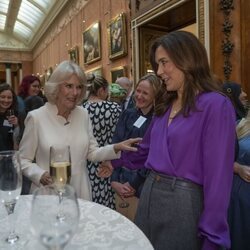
xmin=83 ymin=74 xmax=121 ymax=208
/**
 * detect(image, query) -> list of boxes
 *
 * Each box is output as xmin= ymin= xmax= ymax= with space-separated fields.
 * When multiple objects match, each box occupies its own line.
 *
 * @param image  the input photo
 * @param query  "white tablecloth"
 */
xmin=0 ymin=195 xmax=153 ymax=250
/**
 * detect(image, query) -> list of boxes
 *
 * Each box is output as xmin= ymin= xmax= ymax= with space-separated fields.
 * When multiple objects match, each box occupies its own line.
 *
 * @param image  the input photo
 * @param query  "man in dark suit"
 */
xmin=115 ymin=77 xmax=135 ymax=110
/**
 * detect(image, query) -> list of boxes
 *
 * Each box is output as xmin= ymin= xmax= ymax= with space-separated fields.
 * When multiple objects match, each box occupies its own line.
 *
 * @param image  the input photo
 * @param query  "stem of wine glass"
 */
xmin=58 ymin=190 xmax=64 ymax=204
xmin=47 ymin=243 xmax=64 ymax=250
xmin=4 ymin=200 xmax=19 ymax=243
xmin=56 ymin=189 xmax=65 ymax=221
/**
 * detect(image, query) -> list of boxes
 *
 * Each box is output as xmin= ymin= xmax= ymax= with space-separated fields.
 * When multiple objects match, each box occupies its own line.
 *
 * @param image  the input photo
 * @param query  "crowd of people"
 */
xmin=0 ymin=30 xmax=249 ymax=250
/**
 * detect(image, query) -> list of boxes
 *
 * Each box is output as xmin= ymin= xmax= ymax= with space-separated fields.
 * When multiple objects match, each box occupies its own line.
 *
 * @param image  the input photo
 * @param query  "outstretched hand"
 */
xmin=113 ymin=137 xmax=142 ymax=153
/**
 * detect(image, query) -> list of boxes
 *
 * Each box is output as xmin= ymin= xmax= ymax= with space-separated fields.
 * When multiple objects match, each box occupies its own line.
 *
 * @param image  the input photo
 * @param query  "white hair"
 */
xmin=44 ymin=60 xmax=87 ymax=104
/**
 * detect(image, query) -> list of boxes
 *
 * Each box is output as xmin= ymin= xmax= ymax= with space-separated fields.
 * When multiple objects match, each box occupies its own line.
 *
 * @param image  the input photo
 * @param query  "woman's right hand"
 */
xmin=40 ymin=171 xmax=53 ymax=185
xmin=113 ymin=137 xmax=142 ymax=153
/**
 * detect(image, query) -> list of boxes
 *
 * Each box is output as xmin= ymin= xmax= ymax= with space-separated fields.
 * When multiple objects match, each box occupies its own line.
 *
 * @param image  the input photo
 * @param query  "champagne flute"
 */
xmin=50 ymin=145 xmax=71 ymax=220
xmin=6 ymin=109 xmax=15 ymax=133
xmin=50 ymin=145 xmax=71 ymax=190
xmin=0 ymin=150 xmax=22 ymax=245
xmin=31 ymin=184 xmax=79 ymax=250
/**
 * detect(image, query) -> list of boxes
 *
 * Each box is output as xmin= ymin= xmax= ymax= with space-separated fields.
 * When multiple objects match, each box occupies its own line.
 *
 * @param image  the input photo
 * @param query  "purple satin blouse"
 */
xmin=112 ymin=92 xmax=236 ymax=249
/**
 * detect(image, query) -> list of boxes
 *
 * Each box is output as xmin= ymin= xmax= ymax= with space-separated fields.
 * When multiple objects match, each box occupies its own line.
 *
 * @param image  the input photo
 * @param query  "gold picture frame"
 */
xmin=85 ymin=66 xmax=103 ymax=77
xmin=108 ymin=13 xmax=127 ymax=60
xmin=139 ymin=28 xmax=166 ymax=76
xmin=83 ymin=21 xmax=101 ymax=65
xmin=45 ymin=67 xmax=53 ymax=81
xmin=68 ymin=46 xmax=79 ymax=64
xmin=110 ymin=66 xmax=126 ymax=83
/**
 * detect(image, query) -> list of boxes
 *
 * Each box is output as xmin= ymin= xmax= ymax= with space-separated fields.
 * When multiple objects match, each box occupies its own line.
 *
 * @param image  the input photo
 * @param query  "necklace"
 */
xmin=169 ymin=102 xmax=182 ymax=120
xmin=169 ymin=111 xmax=180 ymax=119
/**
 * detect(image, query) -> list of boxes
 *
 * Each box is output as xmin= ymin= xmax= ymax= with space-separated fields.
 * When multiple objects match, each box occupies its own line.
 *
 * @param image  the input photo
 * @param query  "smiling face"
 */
xmin=155 ymin=45 xmax=185 ymax=95
xmin=28 ymin=80 xmax=40 ymax=96
xmin=239 ymin=89 xmax=248 ymax=106
xmin=0 ymin=90 xmax=13 ymax=112
xmin=134 ymin=79 xmax=154 ymax=114
xmin=56 ymin=74 xmax=83 ymax=116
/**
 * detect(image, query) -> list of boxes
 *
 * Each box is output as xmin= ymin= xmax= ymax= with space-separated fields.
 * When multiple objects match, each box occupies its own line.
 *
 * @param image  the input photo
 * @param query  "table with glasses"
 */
xmin=0 ymin=195 xmax=153 ymax=250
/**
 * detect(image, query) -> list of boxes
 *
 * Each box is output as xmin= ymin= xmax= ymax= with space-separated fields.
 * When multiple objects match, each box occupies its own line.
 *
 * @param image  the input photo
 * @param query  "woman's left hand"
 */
xmin=113 ymin=137 xmax=142 ymax=153
xmin=237 ymin=164 xmax=250 ymax=182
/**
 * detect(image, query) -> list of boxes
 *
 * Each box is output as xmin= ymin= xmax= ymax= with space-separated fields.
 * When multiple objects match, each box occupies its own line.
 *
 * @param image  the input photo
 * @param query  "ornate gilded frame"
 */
xmin=83 ymin=21 xmax=101 ymax=65
xmin=85 ymin=66 xmax=103 ymax=76
xmin=108 ymin=13 xmax=127 ymax=60
xmin=110 ymin=66 xmax=126 ymax=83
xmin=131 ymin=0 xmax=207 ymax=82
xmin=68 ymin=46 xmax=79 ymax=64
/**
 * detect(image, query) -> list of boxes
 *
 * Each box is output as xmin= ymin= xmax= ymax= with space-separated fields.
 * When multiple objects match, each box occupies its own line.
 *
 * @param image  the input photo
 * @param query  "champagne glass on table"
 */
xmin=50 ymin=145 xmax=71 ymax=220
xmin=31 ymin=185 xmax=79 ymax=250
xmin=0 ymin=150 xmax=22 ymax=245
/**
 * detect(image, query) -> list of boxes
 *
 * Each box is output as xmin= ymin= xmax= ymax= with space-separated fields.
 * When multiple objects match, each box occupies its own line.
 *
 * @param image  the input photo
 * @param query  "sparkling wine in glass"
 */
xmin=31 ymin=184 xmax=79 ymax=250
xmin=49 ymin=145 xmax=71 ymax=191
xmin=50 ymin=145 xmax=71 ymax=220
xmin=6 ymin=109 xmax=14 ymax=133
xmin=0 ymin=150 xmax=22 ymax=245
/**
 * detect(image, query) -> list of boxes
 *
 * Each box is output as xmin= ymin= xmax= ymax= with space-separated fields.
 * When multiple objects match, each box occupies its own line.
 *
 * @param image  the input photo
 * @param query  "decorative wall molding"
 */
xmin=0 ymin=34 xmax=29 ymax=51
xmin=33 ymin=0 xmax=88 ymax=58
xmin=219 ymin=0 xmax=234 ymax=81
xmin=197 ymin=0 xmax=204 ymax=45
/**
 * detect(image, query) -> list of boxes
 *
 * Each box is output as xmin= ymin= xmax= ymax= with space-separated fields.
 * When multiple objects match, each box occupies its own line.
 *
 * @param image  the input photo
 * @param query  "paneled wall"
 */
xmin=130 ymin=0 xmax=249 ymax=97
xmin=33 ymin=0 xmax=131 ymax=83
xmin=240 ymin=0 xmax=250 ymax=97
xmin=209 ymin=0 xmax=249 ymax=96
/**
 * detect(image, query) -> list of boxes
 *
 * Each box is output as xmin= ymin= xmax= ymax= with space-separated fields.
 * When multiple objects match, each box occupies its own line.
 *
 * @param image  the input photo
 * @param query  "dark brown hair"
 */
xmin=0 ymin=83 xmax=18 ymax=112
xmin=87 ymin=74 xmax=109 ymax=96
xmin=150 ymin=30 xmax=221 ymax=116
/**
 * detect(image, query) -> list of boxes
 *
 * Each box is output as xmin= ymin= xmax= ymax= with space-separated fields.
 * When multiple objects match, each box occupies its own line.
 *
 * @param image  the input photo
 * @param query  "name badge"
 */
xmin=3 ymin=119 xmax=12 ymax=127
xmin=133 ymin=116 xmax=147 ymax=128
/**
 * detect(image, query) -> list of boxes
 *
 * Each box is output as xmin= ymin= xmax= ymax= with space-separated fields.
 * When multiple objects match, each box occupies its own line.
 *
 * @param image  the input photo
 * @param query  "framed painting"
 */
xmin=139 ymin=28 xmax=166 ymax=76
xmin=83 ymin=21 xmax=101 ymax=65
xmin=68 ymin=46 xmax=79 ymax=64
xmin=45 ymin=67 xmax=53 ymax=81
xmin=108 ymin=13 xmax=127 ymax=60
xmin=110 ymin=66 xmax=126 ymax=83
xmin=85 ymin=66 xmax=102 ymax=77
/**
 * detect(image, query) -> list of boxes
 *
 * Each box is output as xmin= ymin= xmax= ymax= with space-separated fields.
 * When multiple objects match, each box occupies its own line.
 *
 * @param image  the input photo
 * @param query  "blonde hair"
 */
xmin=44 ymin=60 xmax=87 ymax=104
xmin=135 ymin=74 xmax=162 ymax=100
xmin=236 ymin=111 xmax=250 ymax=139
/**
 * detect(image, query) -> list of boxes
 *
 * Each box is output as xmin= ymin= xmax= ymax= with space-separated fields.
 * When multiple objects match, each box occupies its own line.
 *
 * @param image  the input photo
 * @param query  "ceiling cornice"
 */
xmin=32 ymin=0 xmax=89 ymax=58
xmin=29 ymin=0 xmax=69 ymax=50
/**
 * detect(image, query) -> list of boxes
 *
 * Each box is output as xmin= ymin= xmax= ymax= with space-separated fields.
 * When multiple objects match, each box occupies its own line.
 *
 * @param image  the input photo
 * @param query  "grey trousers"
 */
xmin=135 ymin=171 xmax=203 ymax=250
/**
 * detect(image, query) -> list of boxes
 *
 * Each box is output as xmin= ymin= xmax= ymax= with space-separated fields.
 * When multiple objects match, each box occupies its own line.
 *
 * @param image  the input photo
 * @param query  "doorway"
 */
xmin=131 ymin=0 xmax=207 ymax=81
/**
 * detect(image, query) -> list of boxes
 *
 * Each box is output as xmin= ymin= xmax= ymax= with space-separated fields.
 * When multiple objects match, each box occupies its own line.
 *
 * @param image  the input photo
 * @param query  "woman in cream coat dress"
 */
xmin=19 ymin=61 xmax=139 ymax=200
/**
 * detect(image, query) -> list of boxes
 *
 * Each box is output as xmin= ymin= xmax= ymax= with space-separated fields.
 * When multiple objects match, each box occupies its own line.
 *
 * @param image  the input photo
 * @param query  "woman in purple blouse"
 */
xmin=102 ymin=31 xmax=236 ymax=250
